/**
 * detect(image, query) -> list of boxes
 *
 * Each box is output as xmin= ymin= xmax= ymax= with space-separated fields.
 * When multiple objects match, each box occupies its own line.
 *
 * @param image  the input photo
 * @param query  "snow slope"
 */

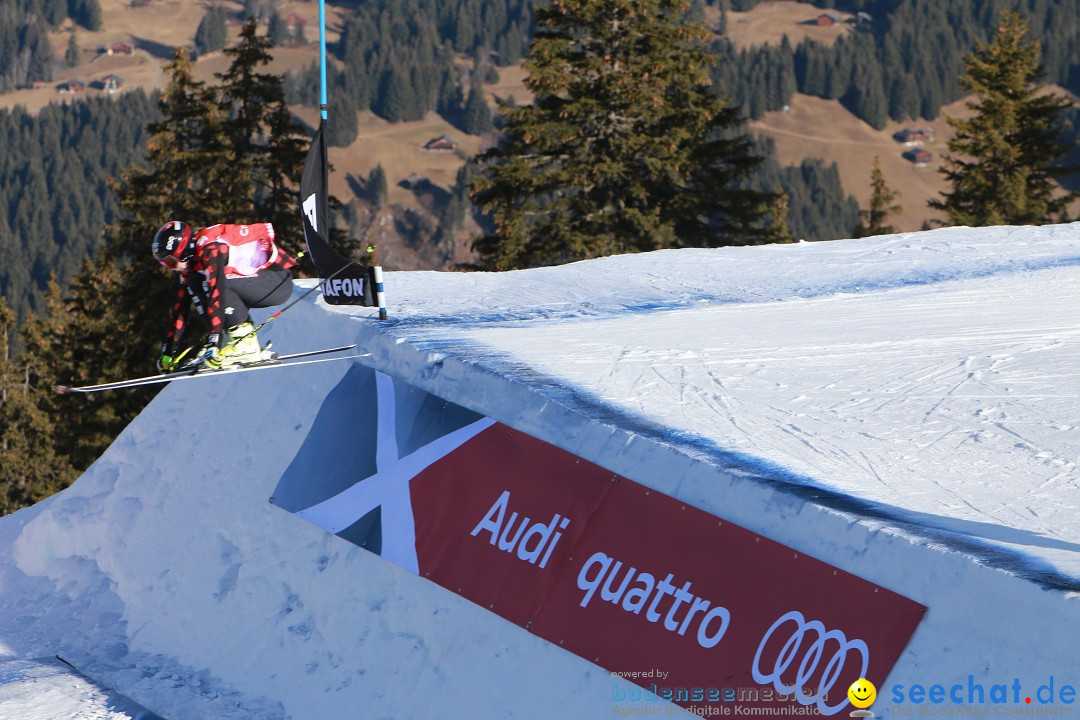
xmin=1 ymin=223 xmax=1079 ymax=718
xmin=0 ymin=658 xmax=162 ymax=719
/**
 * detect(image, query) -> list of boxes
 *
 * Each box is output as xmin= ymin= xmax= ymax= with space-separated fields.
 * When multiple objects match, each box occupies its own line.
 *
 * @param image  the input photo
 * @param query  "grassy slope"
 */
xmin=723 ymin=0 xmax=853 ymax=50
xmin=723 ymin=1 xmax=948 ymax=232
xmin=752 ymin=95 xmax=956 ymax=234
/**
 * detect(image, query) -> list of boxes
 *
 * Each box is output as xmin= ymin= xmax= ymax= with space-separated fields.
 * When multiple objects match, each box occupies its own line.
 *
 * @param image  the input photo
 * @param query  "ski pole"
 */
xmin=170 ymin=342 xmax=199 ymax=370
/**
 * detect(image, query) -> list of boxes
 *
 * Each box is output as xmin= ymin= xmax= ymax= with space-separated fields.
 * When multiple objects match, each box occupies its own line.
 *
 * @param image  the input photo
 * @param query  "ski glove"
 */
xmin=199 ymin=344 xmax=223 ymax=369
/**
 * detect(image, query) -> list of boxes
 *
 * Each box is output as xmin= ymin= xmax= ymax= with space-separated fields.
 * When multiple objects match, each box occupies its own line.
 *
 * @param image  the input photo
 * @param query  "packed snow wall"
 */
xmin=0 ymin=328 xmax=646 ymax=720
xmin=269 ymin=366 xmax=925 ymax=717
xmin=2 ymin=227 xmax=1080 ymax=719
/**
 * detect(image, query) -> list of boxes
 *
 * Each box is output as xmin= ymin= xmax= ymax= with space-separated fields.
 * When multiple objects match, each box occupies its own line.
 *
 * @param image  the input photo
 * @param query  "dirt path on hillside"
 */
xmin=752 ymin=122 xmax=894 ymax=147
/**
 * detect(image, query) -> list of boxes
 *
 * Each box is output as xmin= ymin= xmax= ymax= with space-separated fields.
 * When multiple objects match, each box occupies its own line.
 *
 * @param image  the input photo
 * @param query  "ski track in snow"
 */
xmin=361 ymin=226 xmax=1080 ymax=590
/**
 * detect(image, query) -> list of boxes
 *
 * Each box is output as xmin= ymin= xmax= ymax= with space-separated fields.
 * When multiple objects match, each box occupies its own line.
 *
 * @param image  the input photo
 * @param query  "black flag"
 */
xmin=300 ymin=125 xmax=374 ymax=306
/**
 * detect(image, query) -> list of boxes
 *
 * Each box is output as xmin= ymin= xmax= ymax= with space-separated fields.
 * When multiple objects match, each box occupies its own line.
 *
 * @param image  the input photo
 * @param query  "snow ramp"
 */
xmin=1 ymin=224 xmax=1079 ymax=719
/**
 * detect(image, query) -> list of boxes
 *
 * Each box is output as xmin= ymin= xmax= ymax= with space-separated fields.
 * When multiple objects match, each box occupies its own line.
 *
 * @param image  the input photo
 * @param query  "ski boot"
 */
xmin=207 ymin=322 xmax=276 ymax=369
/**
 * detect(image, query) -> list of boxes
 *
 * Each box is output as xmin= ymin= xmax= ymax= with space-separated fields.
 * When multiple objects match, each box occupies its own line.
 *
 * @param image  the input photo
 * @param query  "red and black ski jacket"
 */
xmin=162 ymin=223 xmax=297 ymax=355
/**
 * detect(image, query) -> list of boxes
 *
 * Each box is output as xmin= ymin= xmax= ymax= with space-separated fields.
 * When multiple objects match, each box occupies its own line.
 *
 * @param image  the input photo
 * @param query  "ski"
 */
xmin=54 ymin=345 xmax=365 ymax=394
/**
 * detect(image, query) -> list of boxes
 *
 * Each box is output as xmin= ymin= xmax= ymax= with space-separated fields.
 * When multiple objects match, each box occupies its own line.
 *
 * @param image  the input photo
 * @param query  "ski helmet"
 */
xmin=152 ymin=221 xmax=194 ymax=269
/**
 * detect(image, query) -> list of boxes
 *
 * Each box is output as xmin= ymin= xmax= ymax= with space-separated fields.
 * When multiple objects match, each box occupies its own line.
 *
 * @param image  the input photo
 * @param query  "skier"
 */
xmin=152 ymin=220 xmax=297 ymax=372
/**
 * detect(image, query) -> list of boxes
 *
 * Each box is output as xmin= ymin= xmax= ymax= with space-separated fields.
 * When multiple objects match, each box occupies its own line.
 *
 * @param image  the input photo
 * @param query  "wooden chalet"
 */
xmin=101 ymin=74 xmax=124 ymax=93
xmin=903 ymin=148 xmax=932 ymax=167
xmin=815 ymin=12 xmax=845 ymax=26
xmin=58 ymin=79 xmax=87 ymax=94
xmin=422 ymin=135 xmax=459 ymax=152
xmin=894 ymin=128 xmax=935 ymax=146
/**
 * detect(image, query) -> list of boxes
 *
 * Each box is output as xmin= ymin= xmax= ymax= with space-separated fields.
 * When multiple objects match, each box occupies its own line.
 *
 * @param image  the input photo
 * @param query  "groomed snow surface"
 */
xmin=1 ymin=223 xmax=1079 ymax=718
xmin=0 ymin=658 xmax=161 ymax=719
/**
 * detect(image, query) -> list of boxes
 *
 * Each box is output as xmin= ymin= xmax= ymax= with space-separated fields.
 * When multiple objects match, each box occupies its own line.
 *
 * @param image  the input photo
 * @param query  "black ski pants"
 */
xmin=219 ymin=268 xmax=294 ymax=326
xmin=186 ymin=267 xmax=294 ymax=331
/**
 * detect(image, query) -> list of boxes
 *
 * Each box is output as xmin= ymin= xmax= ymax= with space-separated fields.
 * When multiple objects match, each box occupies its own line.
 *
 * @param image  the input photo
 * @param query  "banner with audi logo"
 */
xmin=274 ymin=368 xmax=926 ymax=715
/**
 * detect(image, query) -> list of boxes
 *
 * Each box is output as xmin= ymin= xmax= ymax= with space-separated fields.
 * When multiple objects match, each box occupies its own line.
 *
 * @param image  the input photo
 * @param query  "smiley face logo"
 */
xmin=848 ymin=678 xmax=877 ymax=709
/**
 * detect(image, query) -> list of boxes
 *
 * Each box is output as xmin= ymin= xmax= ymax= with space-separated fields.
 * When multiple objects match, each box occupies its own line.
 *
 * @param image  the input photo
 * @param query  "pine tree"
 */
xmin=70 ymin=0 xmax=102 ymax=31
xmin=889 ymin=73 xmax=919 ymax=122
xmin=766 ymin=189 xmax=794 ymax=243
xmin=267 ymin=11 xmax=288 ymax=47
xmin=437 ymin=66 xmax=465 ymax=121
xmin=20 ymin=271 xmax=145 ymax=473
xmin=87 ymin=0 xmax=103 ymax=31
xmin=24 ymin=17 xmax=54 ymax=84
xmin=930 ymin=11 xmax=1079 ymax=226
xmin=43 ymin=0 xmax=67 ymax=26
xmin=471 ymin=0 xmax=782 ymax=270
xmin=0 ymin=295 xmax=77 ymax=516
xmin=115 ymin=50 xmax=232 ymax=232
xmin=777 ymin=36 xmax=796 ymax=104
xmin=64 ymin=31 xmax=79 ymax=68
xmin=443 ymin=163 xmax=474 ymax=230
xmin=379 ymin=58 xmax=421 ymax=122
xmin=327 ymin=85 xmax=359 ymax=147
xmin=216 ymin=18 xmax=309 ymax=247
xmin=261 ymin=100 xmax=309 ymax=253
xmin=462 ymin=79 xmax=493 ymax=135
xmin=496 ymin=21 xmax=525 ymax=65
xmin=855 ymin=157 xmax=902 ymax=237
xmin=844 ymin=37 xmax=887 ymax=130
xmin=750 ymin=135 xmax=860 ymax=243
xmin=195 ymin=5 xmax=229 ymax=56
xmin=243 ymin=0 xmax=277 ymax=23
xmin=368 ymin=163 xmax=388 ymax=207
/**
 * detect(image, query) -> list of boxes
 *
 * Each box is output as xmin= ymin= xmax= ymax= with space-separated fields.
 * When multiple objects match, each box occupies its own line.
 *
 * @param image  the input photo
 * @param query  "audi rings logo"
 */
xmin=751 ymin=610 xmax=870 ymax=716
